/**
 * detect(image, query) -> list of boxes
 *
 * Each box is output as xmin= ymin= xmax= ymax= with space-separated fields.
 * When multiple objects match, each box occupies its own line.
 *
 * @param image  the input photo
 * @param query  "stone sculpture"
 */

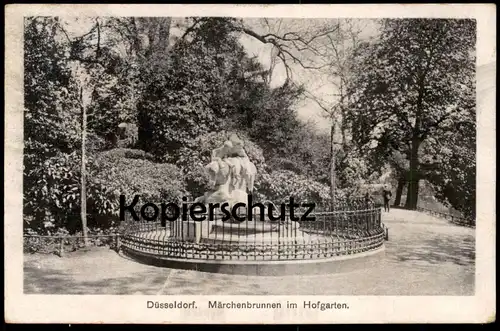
xmin=176 ymin=133 xmax=278 ymax=243
xmin=195 ymin=133 xmax=258 ymax=215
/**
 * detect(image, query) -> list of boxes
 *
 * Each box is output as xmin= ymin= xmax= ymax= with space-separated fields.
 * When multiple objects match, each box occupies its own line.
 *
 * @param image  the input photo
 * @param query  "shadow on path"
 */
xmin=24 ymin=265 xmax=168 ymax=294
xmin=392 ymin=235 xmax=475 ymax=266
xmin=24 ymin=248 xmax=171 ymax=295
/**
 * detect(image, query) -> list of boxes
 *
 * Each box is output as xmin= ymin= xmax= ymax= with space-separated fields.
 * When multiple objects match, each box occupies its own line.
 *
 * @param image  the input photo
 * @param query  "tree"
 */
xmin=135 ymin=17 xmax=327 ymax=160
xmin=302 ymin=19 xmax=372 ymax=208
xmin=65 ymin=19 xmax=111 ymax=245
xmin=69 ymin=63 xmax=95 ymax=246
xmin=423 ymin=118 xmax=476 ymax=219
xmin=347 ymin=19 xmax=476 ymax=209
xmin=23 ymin=17 xmax=82 ymax=229
xmin=387 ymin=150 xmax=409 ymax=207
xmin=24 ymin=16 xmax=126 ymax=239
xmin=179 ymin=17 xmax=340 ymax=80
xmin=23 ymin=17 xmax=82 ymax=165
xmin=135 ymin=18 xmax=242 ymax=158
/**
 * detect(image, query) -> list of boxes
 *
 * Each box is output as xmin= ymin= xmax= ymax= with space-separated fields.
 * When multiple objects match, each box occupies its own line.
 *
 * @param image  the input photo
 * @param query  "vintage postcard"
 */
xmin=4 ymin=3 xmax=496 ymax=324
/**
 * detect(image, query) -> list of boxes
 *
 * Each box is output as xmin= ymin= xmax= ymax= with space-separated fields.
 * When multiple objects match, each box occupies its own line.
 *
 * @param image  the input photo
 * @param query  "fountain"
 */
xmin=119 ymin=133 xmax=387 ymax=275
xmin=170 ymin=133 xmax=282 ymax=244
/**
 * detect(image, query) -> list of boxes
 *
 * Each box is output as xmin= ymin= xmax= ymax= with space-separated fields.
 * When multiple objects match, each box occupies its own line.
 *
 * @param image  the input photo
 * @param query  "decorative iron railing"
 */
xmin=416 ymin=207 xmax=475 ymax=228
xmin=23 ymin=233 xmax=120 ymax=256
xmin=119 ymin=204 xmax=386 ymax=262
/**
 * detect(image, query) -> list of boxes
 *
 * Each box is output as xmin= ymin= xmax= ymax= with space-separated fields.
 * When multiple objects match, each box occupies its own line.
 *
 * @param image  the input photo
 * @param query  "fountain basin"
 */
xmin=118 ymin=207 xmax=387 ymax=275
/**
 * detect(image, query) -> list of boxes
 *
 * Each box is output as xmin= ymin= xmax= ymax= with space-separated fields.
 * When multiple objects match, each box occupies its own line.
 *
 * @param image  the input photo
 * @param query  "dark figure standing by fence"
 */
xmin=382 ymin=188 xmax=392 ymax=212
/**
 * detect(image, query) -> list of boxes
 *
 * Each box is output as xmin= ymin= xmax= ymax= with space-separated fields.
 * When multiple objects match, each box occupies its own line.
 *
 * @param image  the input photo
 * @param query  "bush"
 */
xmin=255 ymin=170 xmax=371 ymax=212
xmin=256 ymin=170 xmax=330 ymax=205
xmin=91 ymin=149 xmax=188 ymax=215
xmin=23 ymin=151 xmax=83 ymax=233
xmin=23 ymin=148 xmax=187 ymax=235
xmin=95 ymin=148 xmax=156 ymax=161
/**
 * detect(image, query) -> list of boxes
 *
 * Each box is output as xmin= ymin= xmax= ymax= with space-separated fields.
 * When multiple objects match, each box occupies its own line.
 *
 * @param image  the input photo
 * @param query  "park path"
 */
xmin=24 ymin=208 xmax=475 ymax=295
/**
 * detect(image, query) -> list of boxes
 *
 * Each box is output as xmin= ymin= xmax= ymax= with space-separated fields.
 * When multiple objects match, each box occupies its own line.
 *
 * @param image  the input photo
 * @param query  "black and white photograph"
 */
xmin=4 ymin=3 xmax=496 ymax=324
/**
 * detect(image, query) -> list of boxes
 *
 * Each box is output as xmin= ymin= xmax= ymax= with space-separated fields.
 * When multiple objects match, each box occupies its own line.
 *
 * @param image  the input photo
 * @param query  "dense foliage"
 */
xmin=346 ymin=19 xmax=476 ymax=211
xmin=23 ymin=16 xmax=477 ymax=245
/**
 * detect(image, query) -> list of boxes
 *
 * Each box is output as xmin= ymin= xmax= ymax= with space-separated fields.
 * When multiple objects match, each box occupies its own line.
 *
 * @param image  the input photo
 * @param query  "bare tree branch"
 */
xmin=95 ymin=18 xmax=101 ymax=61
xmin=237 ymin=24 xmax=336 ymax=80
xmin=179 ymin=18 xmax=202 ymax=41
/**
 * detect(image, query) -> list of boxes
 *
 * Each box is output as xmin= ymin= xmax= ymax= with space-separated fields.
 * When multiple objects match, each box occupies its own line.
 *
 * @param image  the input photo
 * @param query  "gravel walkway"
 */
xmin=24 ymin=208 xmax=475 ymax=295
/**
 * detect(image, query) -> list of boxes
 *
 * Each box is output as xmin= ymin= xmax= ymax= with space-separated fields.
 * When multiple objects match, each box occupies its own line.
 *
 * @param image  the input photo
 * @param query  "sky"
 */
xmin=237 ymin=18 xmax=380 ymax=133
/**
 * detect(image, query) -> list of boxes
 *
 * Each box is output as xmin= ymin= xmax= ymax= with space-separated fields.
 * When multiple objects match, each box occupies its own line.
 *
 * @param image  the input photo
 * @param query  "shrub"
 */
xmin=95 ymin=148 xmax=156 ymax=161
xmin=23 ymin=151 xmax=83 ymax=233
xmin=256 ymin=170 xmax=331 ymax=206
xmin=91 ymin=149 xmax=188 ymax=215
xmin=23 ymin=148 xmax=187 ymax=235
xmin=256 ymin=170 xmax=370 ymax=211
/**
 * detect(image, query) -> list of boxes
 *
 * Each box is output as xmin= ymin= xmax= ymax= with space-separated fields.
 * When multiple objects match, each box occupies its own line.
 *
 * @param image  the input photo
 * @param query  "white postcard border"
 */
xmin=4 ymin=3 xmax=496 ymax=324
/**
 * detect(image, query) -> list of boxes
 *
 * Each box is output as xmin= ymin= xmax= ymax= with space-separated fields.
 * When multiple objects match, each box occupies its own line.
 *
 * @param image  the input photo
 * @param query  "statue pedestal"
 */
xmin=210 ymin=220 xmax=280 ymax=236
xmin=170 ymin=217 xmax=295 ymax=244
xmin=170 ymin=220 xmax=203 ymax=243
xmin=199 ymin=218 xmax=307 ymax=246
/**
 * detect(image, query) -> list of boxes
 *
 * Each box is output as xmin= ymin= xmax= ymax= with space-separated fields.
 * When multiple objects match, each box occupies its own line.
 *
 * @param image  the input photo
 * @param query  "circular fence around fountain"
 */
xmin=118 ymin=202 xmax=387 ymax=275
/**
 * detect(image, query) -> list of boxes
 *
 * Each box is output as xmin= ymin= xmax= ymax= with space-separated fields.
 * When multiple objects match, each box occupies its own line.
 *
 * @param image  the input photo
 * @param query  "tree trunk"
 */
xmin=405 ymin=138 xmax=421 ymax=210
xmin=394 ymin=176 xmax=405 ymax=207
xmin=80 ymin=87 xmax=89 ymax=246
xmin=329 ymin=123 xmax=336 ymax=210
xmin=406 ymin=62 xmax=428 ymax=210
xmin=137 ymin=106 xmax=154 ymax=152
xmin=135 ymin=17 xmax=172 ymax=152
xmin=404 ymin=179 xmax=420 ymax=210
xmin=339 ymin=81 xmax=348 ymax=153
